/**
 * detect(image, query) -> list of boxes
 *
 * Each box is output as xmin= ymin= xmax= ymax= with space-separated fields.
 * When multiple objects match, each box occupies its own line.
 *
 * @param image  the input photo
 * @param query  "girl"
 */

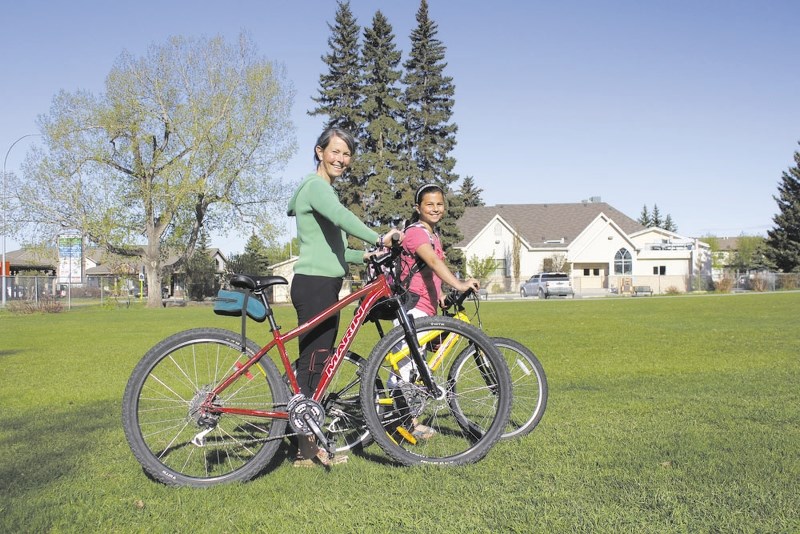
xmin=392 ymin=183 xmax=480 ymax=439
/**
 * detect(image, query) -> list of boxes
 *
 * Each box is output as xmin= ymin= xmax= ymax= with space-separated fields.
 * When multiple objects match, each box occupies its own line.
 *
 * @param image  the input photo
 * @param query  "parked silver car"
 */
xmin=520 ymin=273 xmax=574 ymax=299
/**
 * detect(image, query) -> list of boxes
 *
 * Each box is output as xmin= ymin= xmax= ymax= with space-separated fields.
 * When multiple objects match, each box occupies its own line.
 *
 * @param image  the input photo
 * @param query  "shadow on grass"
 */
xmin=0 ymin=349 xmax=24 ymax=357
xmin=0 ymin=399 xmax=118 ymax=498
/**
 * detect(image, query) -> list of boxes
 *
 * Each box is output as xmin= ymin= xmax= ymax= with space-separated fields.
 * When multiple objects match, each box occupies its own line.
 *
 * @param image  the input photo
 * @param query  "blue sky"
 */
xmin=2 ymin=0 xmax=799 ymax=255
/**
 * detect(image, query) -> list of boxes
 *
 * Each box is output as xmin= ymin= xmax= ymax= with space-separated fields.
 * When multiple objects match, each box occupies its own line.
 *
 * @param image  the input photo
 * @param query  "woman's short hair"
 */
xmin=314 ymin=127 xmax=357 ymax=165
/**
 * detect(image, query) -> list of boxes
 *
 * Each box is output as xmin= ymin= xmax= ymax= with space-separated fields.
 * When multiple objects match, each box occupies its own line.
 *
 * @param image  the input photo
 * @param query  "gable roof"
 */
xmin=456 ymin=202 xmax=646 ymax=248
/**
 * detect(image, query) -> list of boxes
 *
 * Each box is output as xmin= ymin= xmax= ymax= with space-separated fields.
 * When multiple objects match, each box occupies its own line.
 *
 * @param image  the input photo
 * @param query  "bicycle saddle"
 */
xmin=229 ymin=274 xmax=288 ymax=290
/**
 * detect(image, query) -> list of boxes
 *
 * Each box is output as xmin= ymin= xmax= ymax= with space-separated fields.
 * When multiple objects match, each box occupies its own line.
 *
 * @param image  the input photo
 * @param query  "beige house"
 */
xmin=268 ymin=256 xmax=360 ymax=304
xmin=455 ymin=199 xmax=712 ymax=295
xmin=268 ymin=257 xmax=297 ymax=304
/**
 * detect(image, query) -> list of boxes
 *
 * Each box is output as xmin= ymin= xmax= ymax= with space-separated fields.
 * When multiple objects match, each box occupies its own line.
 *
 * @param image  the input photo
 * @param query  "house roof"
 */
xmin=456 ymin=202 xmax=646 ymax=248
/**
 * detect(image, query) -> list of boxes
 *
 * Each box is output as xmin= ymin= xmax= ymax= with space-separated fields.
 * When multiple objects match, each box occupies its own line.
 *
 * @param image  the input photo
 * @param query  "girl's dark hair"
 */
xmin=415 ymin=182 xmax=444 ymax=205
xmin=314 ymin=127 xmax=357 ymax=166
xmin=408 ymin=182 xmax=445 ymax=224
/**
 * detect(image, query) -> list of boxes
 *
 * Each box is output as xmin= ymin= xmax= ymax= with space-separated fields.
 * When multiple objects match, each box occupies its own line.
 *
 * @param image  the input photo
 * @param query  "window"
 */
xmin=584 ymin=268 xmax=590 ymax=276
xmin=493 ymin=258 xmax=507 ymax=278
xmin=593 ymin=268 xmax=600 ymax=276
xmin=614 ymin=248 xmax=632 ymax=275
xmin=653 ymin=265 xmax=666 ymax=275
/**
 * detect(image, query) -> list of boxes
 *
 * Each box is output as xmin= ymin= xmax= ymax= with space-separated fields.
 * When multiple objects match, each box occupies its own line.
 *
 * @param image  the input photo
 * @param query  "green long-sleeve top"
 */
xmin=287 ymin=173 xmax=379 ymax=278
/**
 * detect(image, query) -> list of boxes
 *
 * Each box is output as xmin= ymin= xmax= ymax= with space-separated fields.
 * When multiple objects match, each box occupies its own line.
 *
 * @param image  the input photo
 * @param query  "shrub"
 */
xmin=751 ymin=276 xmax=769 ymax=292
xmin=7 ymin=295 xmax=63 ymax=314
xmin=778 ymin=274 xmax=799 ymax=290
xmin=715 ymin=277 xmax=734 ymax=293
xmin=665 ymin=286 xmax=681 ymax=295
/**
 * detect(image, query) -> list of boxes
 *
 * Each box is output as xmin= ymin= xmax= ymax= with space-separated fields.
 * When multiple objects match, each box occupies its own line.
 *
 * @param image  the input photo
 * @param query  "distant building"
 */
xmin=455 ymin=200 xmax=712 ymax=295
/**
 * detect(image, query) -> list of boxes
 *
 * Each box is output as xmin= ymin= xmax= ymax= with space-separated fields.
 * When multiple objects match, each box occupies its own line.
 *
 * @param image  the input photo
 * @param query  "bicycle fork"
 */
xmin=395 ymin=311 xmax=443 ymax=398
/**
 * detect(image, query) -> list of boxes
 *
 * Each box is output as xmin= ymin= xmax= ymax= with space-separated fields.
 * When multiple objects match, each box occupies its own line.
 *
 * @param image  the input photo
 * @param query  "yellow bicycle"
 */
xmin=334 ymin=288 xmax=548 ymax=453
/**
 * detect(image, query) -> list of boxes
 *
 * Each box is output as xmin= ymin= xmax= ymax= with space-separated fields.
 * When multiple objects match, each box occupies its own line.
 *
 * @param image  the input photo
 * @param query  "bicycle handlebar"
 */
xmin=441 ymin=287 xmax=475 ymax=312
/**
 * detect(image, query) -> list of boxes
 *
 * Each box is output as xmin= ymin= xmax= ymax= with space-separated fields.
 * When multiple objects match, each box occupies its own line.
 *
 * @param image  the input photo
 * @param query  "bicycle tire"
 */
xmin=122 ymin=328 xmax=288 ymax=487
xmin=359 ymin=316 xmax=512 ymax=466
xmin=451 ymin=336 xmax=547 ymax=440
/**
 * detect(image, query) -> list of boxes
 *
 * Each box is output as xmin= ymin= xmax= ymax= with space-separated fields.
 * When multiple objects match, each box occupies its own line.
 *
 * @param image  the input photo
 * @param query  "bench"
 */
xmin=162 ymin=298 xmax=188 ymax=308
xmin=633 ymin=285 xmax=653 ymax=296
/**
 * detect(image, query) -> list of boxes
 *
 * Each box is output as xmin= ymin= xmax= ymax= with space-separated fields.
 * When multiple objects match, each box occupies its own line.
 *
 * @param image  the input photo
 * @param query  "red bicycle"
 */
xmin=122 ymin=242 xmax=512 ymax=487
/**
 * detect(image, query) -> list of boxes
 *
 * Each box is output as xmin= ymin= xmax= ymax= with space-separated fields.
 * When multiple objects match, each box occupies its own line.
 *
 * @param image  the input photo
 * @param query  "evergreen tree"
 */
xmin=765 ymin=144 xmax=800 ymax=272
xmin=663 ymin=214 xmax=677 ymax=232
xmin=360 ymin=10 xmax=407 ymax=228
xmin=185 ymin=231 xmax=217 ymax=300
xmin=402 ymin=0 xmax=462 ymax=266
xmin=243 ymin=234 xmax=272 ymax=272
xmin=651 ymin=204 xmax=663 ymax=229
xmin=732 ymin=235 xmax=769 ymax=272
xmin=308 ymin=1 xmax=366 ymax=218
xmin=228 ymin=233 xmax=272 ymax=275
xmin=459 ymin=176 xmax=485 ymax=207
xmin=638 ymin=203 xmax=677 ymax=231
xmin=637 ymin=204 xmax=651 ymax=227
xmin=309 ymin=1 xmax=363 ymax=135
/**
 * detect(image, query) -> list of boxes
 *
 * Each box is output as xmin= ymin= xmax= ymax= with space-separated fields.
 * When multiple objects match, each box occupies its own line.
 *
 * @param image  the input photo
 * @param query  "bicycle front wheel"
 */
xmin=122 ymin=328 xmax=288 ymax=487
xmin=359 ymin=316 xmax=512 ymax=466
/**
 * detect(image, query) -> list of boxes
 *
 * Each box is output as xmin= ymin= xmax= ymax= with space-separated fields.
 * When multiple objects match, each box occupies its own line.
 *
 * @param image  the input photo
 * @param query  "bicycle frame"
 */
xmin=203 ymin=273 xmax=393 ymax=421
xmin=384 ymin=309 xmax=469 ymax=373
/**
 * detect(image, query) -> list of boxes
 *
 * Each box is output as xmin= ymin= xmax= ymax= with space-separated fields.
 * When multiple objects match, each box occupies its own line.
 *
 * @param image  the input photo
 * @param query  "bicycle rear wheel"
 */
xmin=122 ymin=328 xmax=288 ymax=487
xmin=457 ymin=337 xmax=547 ymax=439
xmin=359 ymin=316 xmax=512 ymax=466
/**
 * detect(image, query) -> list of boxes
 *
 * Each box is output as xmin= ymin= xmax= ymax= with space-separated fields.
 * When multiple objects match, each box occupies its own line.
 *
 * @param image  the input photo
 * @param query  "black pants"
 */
xmin=290 ymin=274 xmax=343 ymax=396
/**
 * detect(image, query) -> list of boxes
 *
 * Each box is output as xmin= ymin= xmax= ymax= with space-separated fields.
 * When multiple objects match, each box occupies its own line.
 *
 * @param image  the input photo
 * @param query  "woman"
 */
xmin=391 ymin=183 xmax=480 ymax=439
xmin=287 ymin=127 xmax=400 ymax=467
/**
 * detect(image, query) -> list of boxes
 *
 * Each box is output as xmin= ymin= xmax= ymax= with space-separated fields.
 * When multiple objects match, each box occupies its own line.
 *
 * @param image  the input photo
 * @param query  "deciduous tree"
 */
xmin=15 ymin=33 xmax=295 ymax=306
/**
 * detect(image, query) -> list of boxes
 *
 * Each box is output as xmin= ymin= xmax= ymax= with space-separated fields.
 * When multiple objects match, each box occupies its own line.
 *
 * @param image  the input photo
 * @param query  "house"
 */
xmin=267 ymin=256 xmax=357 ymax=304
xmin=4 ymin=244 xmax=227 ymax=299
xmin=455 ymin=199 xmax=711 ymax=295
xmin=268 ymin=256 xmax=297 ymax=304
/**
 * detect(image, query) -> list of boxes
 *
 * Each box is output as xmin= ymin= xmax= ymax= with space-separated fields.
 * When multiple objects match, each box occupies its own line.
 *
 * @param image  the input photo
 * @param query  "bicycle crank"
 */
xmin=287 ymin=395 xmax=335 ymax=453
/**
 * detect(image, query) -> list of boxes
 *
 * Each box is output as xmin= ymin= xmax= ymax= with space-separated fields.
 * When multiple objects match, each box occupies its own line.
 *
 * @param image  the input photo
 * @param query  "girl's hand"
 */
xmin=456 ymin=278 xmax=480 ymax=294
xmin=382 ymin=228 xmax=403 ymax=246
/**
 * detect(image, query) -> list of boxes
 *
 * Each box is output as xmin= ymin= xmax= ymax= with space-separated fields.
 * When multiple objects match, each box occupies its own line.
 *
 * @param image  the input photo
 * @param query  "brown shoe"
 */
xmin=293 ymin=449 xmax=348 ymax=468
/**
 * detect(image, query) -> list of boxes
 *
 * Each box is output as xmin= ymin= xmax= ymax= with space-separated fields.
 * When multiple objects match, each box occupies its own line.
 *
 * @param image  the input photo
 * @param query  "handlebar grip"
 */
xmin=455 ymin=287 xmax=474 ymax=307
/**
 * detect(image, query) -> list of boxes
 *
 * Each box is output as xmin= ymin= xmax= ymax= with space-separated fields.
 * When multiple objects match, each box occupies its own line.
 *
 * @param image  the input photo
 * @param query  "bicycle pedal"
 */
xmin=395 ymin=426 xmax=417 ymax=445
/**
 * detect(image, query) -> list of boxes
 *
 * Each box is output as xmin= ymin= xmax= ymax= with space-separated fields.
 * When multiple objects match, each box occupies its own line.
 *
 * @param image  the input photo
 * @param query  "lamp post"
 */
xmin=2 ymin=133 xmax=41 ymax=308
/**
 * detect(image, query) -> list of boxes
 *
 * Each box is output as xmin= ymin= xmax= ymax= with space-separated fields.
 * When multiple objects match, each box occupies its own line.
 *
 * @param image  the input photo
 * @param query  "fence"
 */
xmin=3 ymin=274 xmax=145 ymax=304
xmin=3 ymin=272 xmax=799 ymax=310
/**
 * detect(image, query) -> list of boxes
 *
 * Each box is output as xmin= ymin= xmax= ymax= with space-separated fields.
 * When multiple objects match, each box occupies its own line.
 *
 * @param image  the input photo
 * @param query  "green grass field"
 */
xmin=1 ymin=292 xmax=798 ymax=533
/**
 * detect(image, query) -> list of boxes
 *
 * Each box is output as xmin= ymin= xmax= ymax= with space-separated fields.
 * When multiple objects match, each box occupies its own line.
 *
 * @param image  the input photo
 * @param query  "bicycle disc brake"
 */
xmin=397 ymin=381 xmax=429 ymax=418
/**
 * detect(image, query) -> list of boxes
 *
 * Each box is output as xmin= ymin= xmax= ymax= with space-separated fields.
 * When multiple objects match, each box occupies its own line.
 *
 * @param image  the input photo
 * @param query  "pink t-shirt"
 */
xmin=401 ymin=224 xmax=444 ymax=316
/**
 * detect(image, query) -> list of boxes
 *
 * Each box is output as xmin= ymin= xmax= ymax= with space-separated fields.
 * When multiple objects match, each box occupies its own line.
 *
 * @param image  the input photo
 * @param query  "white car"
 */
xmin=520 ymin=273 xmax=574 ymax=299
